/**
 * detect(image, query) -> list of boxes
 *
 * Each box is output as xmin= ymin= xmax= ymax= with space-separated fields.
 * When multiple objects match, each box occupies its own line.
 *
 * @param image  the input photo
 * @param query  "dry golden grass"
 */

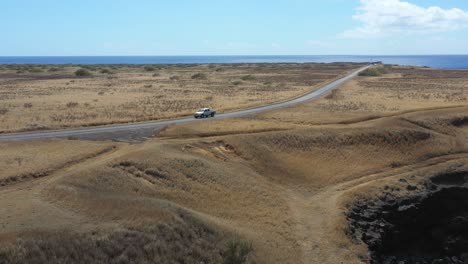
xmin=0 ymin=140 xmax=116 ymax=184
xmin=159 ymin=117 xmax=303 ymax=138
xmin=1 ymin=66 xmax=468 ymax=263
xmin=254 ymin=66 xmax=468 ymax=125
xmin=0 ymin=63 xmax=361 ymax=133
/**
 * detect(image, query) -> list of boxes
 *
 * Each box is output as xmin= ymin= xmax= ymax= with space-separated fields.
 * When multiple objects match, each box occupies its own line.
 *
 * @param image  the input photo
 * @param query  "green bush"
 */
xmin=358 ymin=66 xmax=389 ymax=77
xmin=241 ymin=75 xmax=256 ymax=81
xmin=48 ymin=67 xmax=61 ymax=72
xmin=100 ymin=69 xmax=112 ymax=74
xmin=144 ymin=65 xmax=156 ymax=72
xmin=223 ymin=239 xmax=252 ymax=264
xmin=191 ymin=73 xmax=208 ymax=80
xmin=75 ymin=68 xmax=93 ymax=77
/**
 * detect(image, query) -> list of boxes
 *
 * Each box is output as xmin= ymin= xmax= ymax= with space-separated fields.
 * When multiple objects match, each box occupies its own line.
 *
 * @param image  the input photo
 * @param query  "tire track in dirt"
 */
xmin=284 ymin=152 xmax=468 ymax=264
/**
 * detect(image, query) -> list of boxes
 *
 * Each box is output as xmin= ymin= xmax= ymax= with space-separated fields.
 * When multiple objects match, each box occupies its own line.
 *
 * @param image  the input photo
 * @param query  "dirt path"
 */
xmin=285 ymin=153 xmax=468 ymax=264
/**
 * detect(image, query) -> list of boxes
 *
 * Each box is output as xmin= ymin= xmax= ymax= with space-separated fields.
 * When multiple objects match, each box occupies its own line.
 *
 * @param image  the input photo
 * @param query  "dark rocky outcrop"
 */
xmin=348 ymin=171 xmax=468 ymax=264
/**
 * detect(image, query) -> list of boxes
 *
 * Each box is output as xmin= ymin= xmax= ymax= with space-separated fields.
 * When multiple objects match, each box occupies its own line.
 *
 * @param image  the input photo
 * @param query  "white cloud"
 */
xmin=341 ymin=0 xmax=468 ymax=38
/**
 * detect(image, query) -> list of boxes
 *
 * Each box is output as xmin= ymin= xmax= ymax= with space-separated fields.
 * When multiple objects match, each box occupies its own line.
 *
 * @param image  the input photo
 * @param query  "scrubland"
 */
xmin=0 ymin=63 xmax=360 ymax=133
xmin=0 ymin=65 xmax=467 ymax=263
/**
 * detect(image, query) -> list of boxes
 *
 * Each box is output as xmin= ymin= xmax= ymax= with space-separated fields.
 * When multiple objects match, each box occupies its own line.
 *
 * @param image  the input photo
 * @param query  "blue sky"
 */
xmin=1 ymin=0 xmax=468 ymax=55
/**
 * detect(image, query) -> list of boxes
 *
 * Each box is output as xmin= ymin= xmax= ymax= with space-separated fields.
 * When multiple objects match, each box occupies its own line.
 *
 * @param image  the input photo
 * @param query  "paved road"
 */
xmin=0 ymin=65 xmax=370 ymax=142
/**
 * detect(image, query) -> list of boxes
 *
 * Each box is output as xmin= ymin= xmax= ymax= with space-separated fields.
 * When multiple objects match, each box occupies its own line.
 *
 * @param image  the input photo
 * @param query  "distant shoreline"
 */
xmin=0 ymin=55 xmax=467 ymax=69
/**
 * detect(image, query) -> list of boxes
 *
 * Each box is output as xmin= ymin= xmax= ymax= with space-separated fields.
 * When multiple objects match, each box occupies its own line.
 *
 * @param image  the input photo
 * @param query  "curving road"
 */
xmin=0 ymin=65 xmax=370 ymax=142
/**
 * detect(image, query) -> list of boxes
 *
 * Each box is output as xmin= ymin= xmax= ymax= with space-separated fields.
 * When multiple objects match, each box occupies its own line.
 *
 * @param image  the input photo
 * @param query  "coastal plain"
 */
xmin=0 ymin=64 xmax=467 ymax=263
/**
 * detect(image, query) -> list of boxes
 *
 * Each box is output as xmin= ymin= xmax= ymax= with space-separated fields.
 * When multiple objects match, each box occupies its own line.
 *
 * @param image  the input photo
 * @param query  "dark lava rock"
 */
xmin=347 ymin=171 xmax=468 ymax=264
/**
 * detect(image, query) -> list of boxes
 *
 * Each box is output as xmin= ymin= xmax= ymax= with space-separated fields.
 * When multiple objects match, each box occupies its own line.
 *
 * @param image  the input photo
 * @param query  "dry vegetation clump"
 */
xmin=75 ymin=68 xmax=93 ymax=77
xmin=191 ymin=73 xmax=208 ymax=80
xmin=241 ymin=75 xmax=256 ymax=81
xmin=358 ymin=65 xmax=390 ymax=77
xmin=143 ymin=65 xmax=156 ymax=72
xmin=0 ymin=63 xmax=361 ymax=132
xmin=0 ymin=212 xmax=226 ymax=264
xmin=224 ymin=239 xmax=253 ymax=264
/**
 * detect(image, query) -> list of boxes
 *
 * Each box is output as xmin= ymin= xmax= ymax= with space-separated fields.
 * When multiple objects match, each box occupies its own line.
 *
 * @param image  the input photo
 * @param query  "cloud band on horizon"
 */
xmin=341 ymin=0 xmax=468 ymax=38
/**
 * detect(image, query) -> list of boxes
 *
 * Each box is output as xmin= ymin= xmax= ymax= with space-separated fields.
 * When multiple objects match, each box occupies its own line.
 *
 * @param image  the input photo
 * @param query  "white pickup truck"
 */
xmin=194 ymin=108 xmax=216 ymax=118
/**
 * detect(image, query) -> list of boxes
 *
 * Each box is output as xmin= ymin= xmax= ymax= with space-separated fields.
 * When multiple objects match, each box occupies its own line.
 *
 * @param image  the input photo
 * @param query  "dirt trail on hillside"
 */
xmin=285 ymin=152 xmax=468 ymax=264
xmin=0 ymin=145 xmax=127 ymax=236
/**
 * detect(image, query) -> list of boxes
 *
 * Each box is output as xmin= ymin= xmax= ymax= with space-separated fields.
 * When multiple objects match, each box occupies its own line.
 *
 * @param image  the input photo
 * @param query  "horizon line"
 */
xmin=1 ymin=54 xmax=467 ymax=57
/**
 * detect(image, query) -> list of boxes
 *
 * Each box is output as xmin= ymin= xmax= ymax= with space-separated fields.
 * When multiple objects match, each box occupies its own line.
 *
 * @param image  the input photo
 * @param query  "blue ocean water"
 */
xmin=0 ymin=55 xmax=467 ymax=69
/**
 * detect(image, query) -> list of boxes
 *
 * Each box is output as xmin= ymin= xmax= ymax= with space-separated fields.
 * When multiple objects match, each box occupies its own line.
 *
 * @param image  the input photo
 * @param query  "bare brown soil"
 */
xmin=0 ymin=65 xmax=467 ymax=263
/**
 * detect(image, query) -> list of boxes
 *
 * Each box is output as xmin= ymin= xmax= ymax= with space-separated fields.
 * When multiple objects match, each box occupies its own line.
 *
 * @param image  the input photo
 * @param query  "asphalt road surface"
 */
xmin=0 ymin=65 xmax=370 ymax=142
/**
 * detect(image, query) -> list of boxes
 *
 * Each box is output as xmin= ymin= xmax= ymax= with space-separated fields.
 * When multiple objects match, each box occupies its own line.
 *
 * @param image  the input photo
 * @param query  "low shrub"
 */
xmin=100 ymin=69 xmax=112 ymax=74
xmin=241 ymin=75 xmax=256 ymax=81
xmin=75 ymin=68 xmax=93 ymax=77
xmin=191 ymin=73 xmax=208 ymax=80
xmin=144 ymin=65 xmax=156 ymax=72
xmin=0 ymin=214 xmax=225 ymax=263
xmin=48 ymin=67 xmax=61 ymax=72
xmin=358 ymin=66 xmax=389 ymax=77
xmin=23 ymin=102 xmax=33 ymax=108
xmin=66 ymin=102 xmax=79 ymax=108
xmin=223 ymin=239 xmax=252 ymax=264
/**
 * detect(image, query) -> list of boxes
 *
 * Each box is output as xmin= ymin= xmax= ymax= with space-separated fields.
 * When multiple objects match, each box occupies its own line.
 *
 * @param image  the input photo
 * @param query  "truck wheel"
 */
xmin=211 ymin=113 xmax=215 ymax=117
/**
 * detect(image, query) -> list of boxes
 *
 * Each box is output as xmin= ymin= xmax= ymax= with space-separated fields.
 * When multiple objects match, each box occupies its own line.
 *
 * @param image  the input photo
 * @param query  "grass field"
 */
xmin=0 ymin=65 xmax=467 ymax=263
xmin=0 ymin=63 xmax=361 ymax=133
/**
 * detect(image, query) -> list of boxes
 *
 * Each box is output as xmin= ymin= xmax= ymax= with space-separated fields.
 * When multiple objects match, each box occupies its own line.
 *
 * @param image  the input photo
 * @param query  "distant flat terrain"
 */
xmin=0 ymin=63 xmax=362 ymax=133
